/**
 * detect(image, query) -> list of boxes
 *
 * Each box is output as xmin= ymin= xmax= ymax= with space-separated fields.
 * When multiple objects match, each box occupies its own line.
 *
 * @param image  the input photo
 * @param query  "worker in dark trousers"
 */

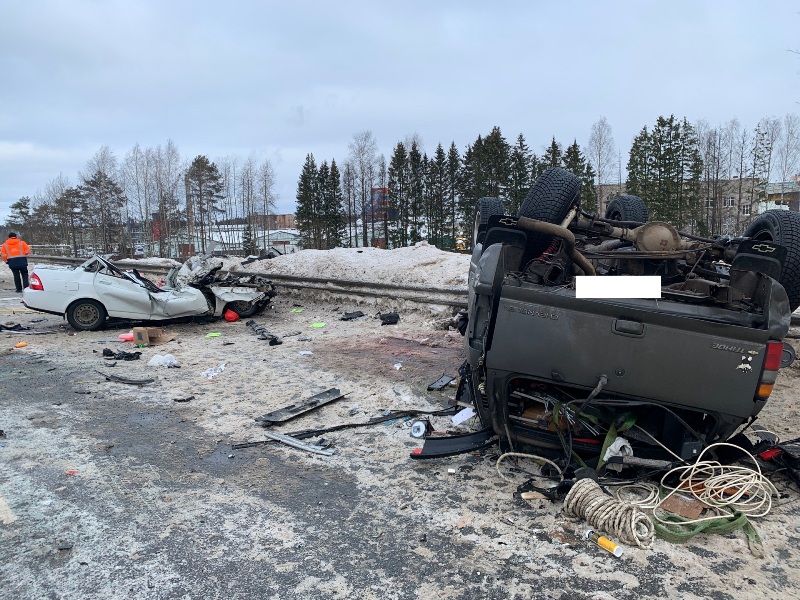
xmin=1 ymin=232 xmax=31 ymax=292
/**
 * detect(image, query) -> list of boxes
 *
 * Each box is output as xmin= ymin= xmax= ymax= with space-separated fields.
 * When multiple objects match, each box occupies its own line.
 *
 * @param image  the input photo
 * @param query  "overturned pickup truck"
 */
xmin=462 ymin=167 xmax=799 ymax=469
xmin=23 ymin=254 xmax=276 ymax=331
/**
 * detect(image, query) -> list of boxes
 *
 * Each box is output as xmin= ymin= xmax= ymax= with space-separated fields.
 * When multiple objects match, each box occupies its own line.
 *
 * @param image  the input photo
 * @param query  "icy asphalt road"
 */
xmin=2 ymin=292 xmax=800 ymax=599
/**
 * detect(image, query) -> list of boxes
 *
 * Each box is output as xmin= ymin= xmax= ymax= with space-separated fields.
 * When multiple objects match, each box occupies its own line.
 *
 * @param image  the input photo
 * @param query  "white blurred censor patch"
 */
xmin=576 ymin=276 xmax=662 ymax=299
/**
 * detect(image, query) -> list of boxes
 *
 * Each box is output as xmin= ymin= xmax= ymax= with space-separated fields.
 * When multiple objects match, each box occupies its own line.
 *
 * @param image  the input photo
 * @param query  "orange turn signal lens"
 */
xmin=757 ymin=383 xmax=774 ymax=399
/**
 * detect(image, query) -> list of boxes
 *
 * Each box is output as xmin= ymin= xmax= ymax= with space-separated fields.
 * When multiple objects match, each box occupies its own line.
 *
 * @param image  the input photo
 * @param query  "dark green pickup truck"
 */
xmin=463 ymin=168 xmax=798 ymax=468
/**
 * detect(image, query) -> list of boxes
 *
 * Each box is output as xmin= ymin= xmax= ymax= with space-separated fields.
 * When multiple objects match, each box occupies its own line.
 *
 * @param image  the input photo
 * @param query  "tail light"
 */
xmin=756 ymin=341 xmax=783 ymax=400
xmin=29 ymin=273 xmax=44 ymax=291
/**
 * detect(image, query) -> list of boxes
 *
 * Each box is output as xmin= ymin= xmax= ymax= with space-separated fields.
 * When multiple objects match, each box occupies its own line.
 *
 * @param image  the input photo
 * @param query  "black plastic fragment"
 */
xmin=410 ymin=428 xmax=497 ymax=459
xmin=94 ymin=370 xmax=155 ymax=385
xmin=255 ymin=388 xmax=345 ymax=426
xmin=379 ymin=312 xmax=400 ymax=326
xmin=427 ymin=374 xmax=455 ymax=391
xmin=341 ymin=311 xmax=365 ymax=321
xmin=245 ymin=319 xmax=282 ymax=345
xmin=102 ymin=348 xmax=142 ymax=361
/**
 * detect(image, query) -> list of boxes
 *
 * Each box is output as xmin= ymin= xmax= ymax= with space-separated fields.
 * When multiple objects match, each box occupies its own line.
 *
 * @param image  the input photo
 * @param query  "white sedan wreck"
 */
xmin=22 ymin=255 xmax=277 ymax=331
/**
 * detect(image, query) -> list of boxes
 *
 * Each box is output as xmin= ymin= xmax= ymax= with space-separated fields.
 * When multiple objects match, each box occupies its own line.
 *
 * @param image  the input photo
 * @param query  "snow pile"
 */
xmin=225 ymin=242 xmax=470 ymax=289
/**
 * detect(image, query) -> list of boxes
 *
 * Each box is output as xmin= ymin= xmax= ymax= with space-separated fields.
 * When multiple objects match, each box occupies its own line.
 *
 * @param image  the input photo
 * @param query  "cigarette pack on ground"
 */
xmin=132 ymin=327 xmax=176 ymax=346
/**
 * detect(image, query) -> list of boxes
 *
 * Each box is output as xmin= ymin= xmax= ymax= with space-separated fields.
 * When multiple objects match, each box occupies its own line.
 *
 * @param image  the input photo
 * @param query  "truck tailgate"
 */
xmin=488 ymin=285 xmax=770 ymax=418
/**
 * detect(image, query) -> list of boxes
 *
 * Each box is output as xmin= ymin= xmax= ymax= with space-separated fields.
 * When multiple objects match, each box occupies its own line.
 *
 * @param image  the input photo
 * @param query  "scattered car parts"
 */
xmin=427 ymin=374 xmax=455 ymax=391
xmin=255 ymin=388 xmax=346 ymax=426
xmin=95 ymin=370 xmax=155 ymax=385
xmin=409 ymin=428 xmax=497 ymax=460
xmin=258 ymin=431 xmax=335 ymax=456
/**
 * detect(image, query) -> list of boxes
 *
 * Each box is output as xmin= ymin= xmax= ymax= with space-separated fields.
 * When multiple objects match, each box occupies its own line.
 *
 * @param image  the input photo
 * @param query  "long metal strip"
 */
xmin=260 ymin=431 xmax=335 ymax=456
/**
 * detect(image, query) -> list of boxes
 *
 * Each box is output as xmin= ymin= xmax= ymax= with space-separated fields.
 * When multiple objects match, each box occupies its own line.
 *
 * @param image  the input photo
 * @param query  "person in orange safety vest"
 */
xmin=1 ymin=232 xmax=31 ymax=292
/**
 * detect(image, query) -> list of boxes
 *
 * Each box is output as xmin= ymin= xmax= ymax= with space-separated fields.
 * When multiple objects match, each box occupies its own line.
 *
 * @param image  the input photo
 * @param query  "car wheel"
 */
xmin=517 ymin=167 xmax=581 ymax=254
xmin=744 ymin=209 xmax=800 ymax=311
xmin=226 ymin=300 xmax=262 ymax=318
xmin=66 ymin=299 xmax=107 ymax=331
xmin=472 ymin=197 xmax=506 ymax=248
xmin=604 ymin=194 xmax=648 ymax=223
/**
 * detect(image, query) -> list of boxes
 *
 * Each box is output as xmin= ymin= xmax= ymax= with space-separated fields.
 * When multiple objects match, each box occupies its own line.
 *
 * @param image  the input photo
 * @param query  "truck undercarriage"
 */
xmin=463 ymin=168 xmax=798 ymax=473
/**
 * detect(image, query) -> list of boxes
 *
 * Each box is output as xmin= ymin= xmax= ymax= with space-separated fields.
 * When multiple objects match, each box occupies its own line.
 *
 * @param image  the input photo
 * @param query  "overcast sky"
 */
xmin=1 ymin=0 xmax=798 ymax=223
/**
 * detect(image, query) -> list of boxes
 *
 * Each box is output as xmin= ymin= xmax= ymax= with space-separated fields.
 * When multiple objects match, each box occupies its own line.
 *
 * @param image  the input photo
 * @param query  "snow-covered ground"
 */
xmin=224 ymin=241 xmax=470 ymax=289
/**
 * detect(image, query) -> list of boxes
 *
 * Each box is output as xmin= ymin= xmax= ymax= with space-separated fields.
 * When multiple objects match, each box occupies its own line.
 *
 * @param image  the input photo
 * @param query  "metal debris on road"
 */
xmin=410 ymin=428 xmax=497 ymax=460
xmin=341 ymin=311 xmax=365 ymax=321
xmin=255 ymin=388 xmax=347 ymax=426
xmin=245 ymin=319 xmax=282 ymax=345
xmin=0 ymin=322 xmax=30 ymax=331
xmin=410 ymin=419 xmax=432 ymax=439
xmin=378 ymin=312 xmax=400 ymax=325
xmin=102 ymin=348 xmax=142 ymax=361
xmin=259 ymin=430 xmax=335 ymax=456
xmin=427 ymin=374 xmax=456 ymax=391
xmin=94 ymin=370 xmax=156 ymax=385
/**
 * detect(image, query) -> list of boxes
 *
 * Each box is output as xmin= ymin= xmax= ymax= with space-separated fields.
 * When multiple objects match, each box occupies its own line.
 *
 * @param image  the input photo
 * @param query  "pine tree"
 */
xmin=543 ymin=137 xmax=563 ymax=168
xmin=562 ymin=140 xmax=596 ymax=209
xmin=445 ymin=142 xmax=461 ymax=244
xmin=241 ymin=225 xmax=258 ymax=255
xmin=626 ymin=117 xmax=702 ymax=231
xmin=458 ymin=138 xmax=484 ymax=231
xmin=387 ymin=142 xmax=409 ymax=247
xmin=55 ymin=187 xmax=85 ymax=256
xmin=426 ymin=145 xmax=448 ymax=248
xmin=295 ymin=154 xmax=319 ymax=249
xmin=530 ymin=153 xmax=546 ymax=181
xmin=186 ymin=155 xmax=224 ymax=253
xmin=508 ymin=134 xmax=532 ymax=214
xmin=5 ymin=197 xmax=31 ymax=232
xmin=626 ymin=127 xmax=653 ymax=201
xmin=678 ymin=118 xmax=703 ymax=231
xmin=482 ymin=126 xmax=511 ymax=197
xmin=316 ymin=161 xmax=331 ymax=249
xmin=80 ymin=170 xmax=127 ymax=253
xmin=458 ymin=128 xmax=511 ymax=235
xmin=323 ymin=159 xmax=346 ymax=249
xmin=408 ymin=141 xmax=425 ymax=243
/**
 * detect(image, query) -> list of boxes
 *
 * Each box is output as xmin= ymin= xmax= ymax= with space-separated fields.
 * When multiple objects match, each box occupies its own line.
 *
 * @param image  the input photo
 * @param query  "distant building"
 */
xmin=763 ymin=176 xmax=800 ymax=212
xmin=255 ymin=213 xmax=296 ymax=230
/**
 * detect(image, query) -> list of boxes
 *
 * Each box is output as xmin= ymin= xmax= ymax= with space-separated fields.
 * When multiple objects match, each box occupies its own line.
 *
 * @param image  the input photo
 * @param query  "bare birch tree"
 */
xmin=347 ymin=130 xmax=378 ymax=247
xmin=122 ymin=143 xmax=157 ymax=250
xmin=587 ymin=116 xmax=616 ymax=213
xmin=257 ymin=158 xmax=276 ymax=250
xmin=776 ymin=114 xmax=800 ymax=201
xmin=154 ymin=140 xmax=184 ymax=257
xmin=342 ymin=160 xmax=356 ymax=246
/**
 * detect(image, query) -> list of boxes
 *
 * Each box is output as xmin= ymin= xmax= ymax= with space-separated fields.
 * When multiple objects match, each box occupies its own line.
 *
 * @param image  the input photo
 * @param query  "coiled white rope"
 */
xmin=563 ymin=478 xmax=655 ymax=548
xmin=653 ymin=442 xmax=778 ymax=526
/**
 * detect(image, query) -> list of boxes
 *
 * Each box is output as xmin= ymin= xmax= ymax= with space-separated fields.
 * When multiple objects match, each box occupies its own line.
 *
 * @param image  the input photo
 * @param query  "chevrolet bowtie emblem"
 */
xmin=751 ymin=243 xmax=776 ymax=253
xmin=498 ymin=217 xmax=517 ymax=226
